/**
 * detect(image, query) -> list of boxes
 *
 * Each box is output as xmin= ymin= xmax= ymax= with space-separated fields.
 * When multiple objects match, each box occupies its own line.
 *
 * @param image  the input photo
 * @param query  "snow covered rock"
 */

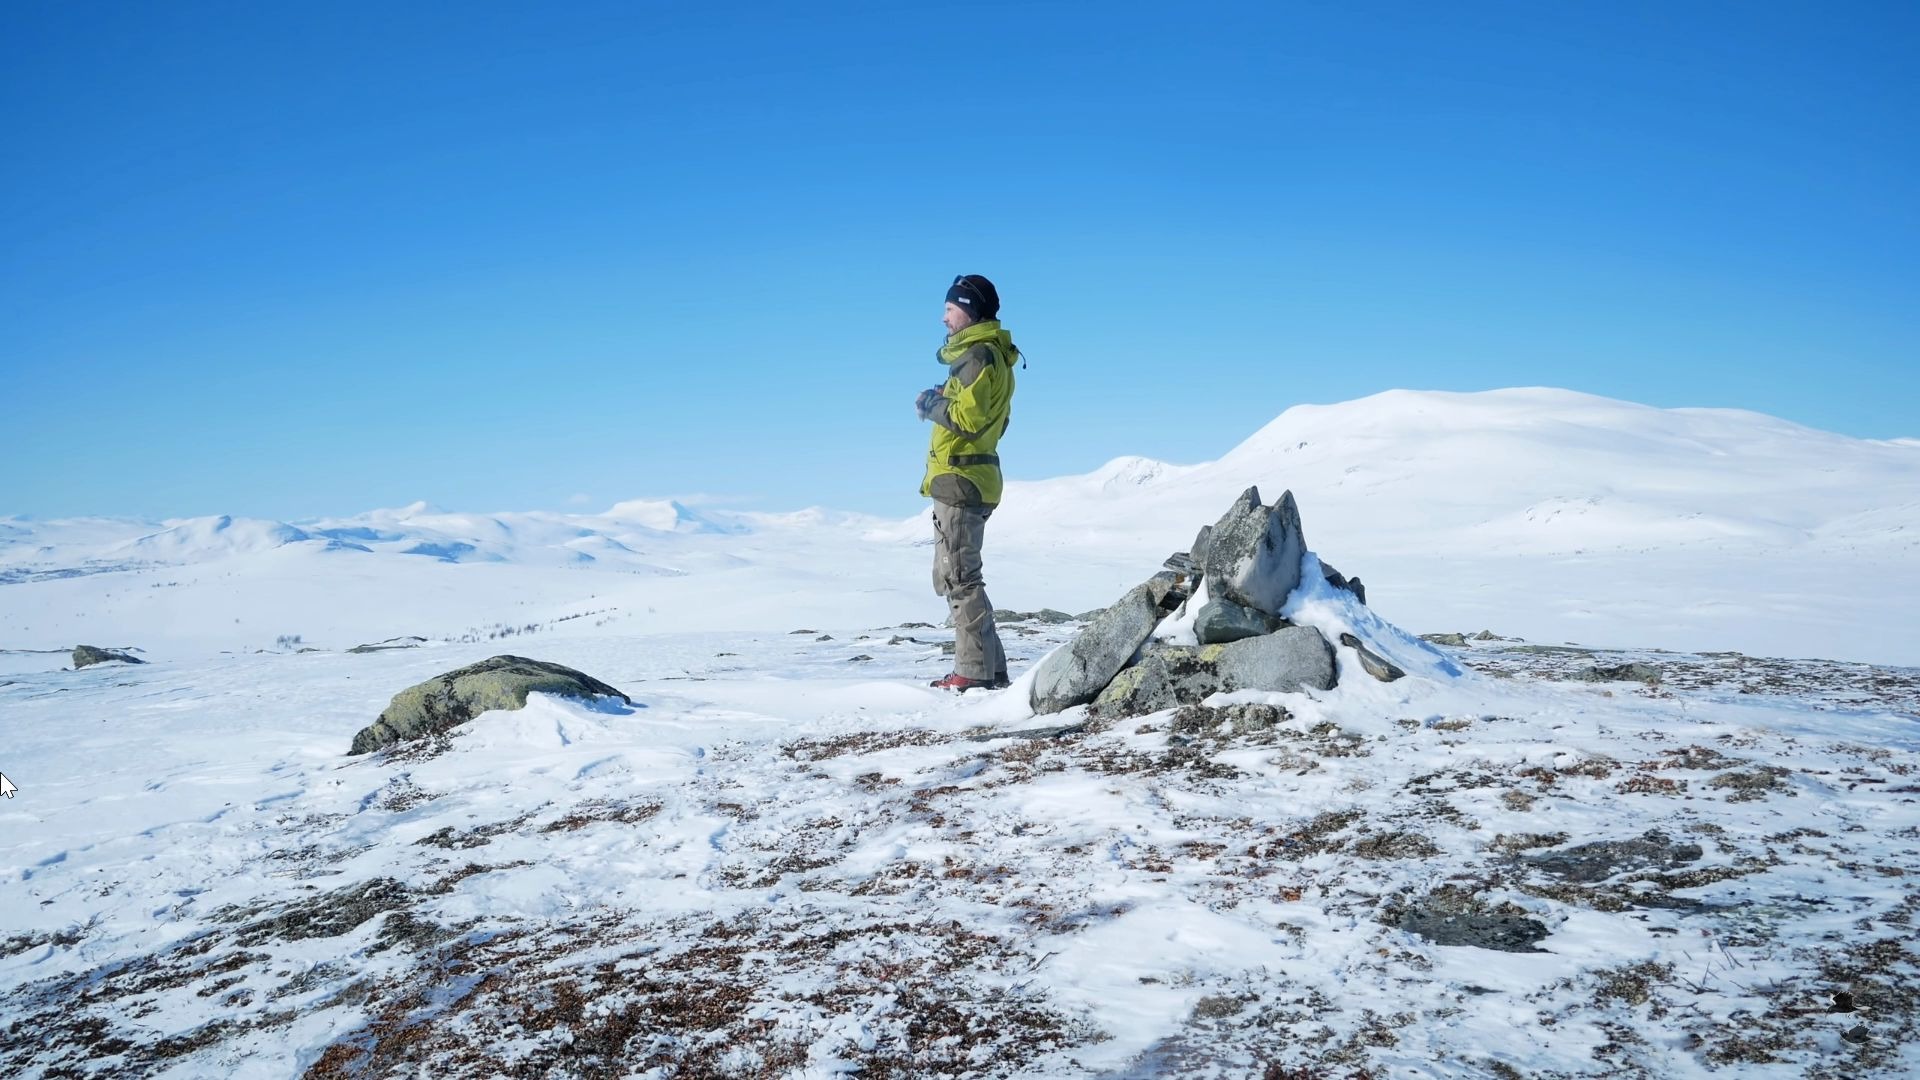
xmin=1199 ymin=486 xmax=1305 ymax=619
xmin=348 ymin=655 xmax=631 ymax=755
xmin=1029 ymin=578 xmax=1177 ymax=715
xmin=348 ymin=636 xmax=428 ymax=654
xmin=1090 ymin=627 xmax=1338 ymax=718
xmin=73 ymin=645 xmax=144 ymax=668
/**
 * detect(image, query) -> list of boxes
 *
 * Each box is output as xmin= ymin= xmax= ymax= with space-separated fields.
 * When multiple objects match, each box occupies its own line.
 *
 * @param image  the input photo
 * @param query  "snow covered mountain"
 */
xmin=993 ymin=387 xmax=1920 ymax=555
xmin=2 ymin=388 xmax=1916 ymax=663
xmin=990 ymin=388 xmax=1920 ymax=665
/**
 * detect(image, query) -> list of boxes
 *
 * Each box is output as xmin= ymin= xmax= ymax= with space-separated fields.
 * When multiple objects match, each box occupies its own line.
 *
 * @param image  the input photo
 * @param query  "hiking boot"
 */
xmin=929 ymin=672 xmax=997 ymax=692
xmin=991 ymin=670 xmax=1011 ymax=690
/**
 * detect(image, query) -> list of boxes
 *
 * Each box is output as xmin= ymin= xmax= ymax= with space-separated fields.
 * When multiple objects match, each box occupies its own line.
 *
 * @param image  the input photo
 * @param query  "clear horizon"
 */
xmin=5 ymin=384 xmax=1917 ymax=525
xmin=7 ymin=2 xmax=1916 ymax=522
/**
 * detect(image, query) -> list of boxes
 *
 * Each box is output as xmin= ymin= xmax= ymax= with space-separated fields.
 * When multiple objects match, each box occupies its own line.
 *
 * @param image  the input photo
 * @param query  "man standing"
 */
xmin=916 ymin=273 xmax=1018 ymax=691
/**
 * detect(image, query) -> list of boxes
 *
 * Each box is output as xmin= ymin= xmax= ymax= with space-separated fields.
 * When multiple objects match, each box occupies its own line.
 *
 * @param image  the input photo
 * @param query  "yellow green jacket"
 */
xmin=921 ymin=320 xmax=1018 ymax=507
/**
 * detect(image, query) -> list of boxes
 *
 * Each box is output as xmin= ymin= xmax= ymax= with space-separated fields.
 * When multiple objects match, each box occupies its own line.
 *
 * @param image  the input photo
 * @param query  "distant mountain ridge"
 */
xmin=6 ymin=388 xmax=1916 ymax=573
xmin=0 ymin=499 xmax=748 ymax=575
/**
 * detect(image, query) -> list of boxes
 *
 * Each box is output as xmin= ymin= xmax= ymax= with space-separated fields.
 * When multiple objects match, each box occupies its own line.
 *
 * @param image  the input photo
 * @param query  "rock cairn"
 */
xmin=1030 ymin=487 xmax=1395 ymax=717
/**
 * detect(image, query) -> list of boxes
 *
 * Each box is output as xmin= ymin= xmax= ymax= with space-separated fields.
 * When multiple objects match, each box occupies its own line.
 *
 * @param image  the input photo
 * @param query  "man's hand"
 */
xmin=915 ymin=387 xmax=945 ymax=420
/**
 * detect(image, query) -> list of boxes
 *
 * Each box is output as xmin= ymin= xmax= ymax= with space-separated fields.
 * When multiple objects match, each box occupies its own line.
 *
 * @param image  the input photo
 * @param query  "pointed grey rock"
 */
xmin=1189 ymin=524 xmax=1214 ymax=568
xmin=1200 ymin=487 xmax=1306 ymax=619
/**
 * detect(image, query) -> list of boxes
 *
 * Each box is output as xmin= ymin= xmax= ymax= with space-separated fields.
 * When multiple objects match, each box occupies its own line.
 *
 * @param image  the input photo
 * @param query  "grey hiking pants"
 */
xmin=932 ymin=501 xmax=1006 ymax=681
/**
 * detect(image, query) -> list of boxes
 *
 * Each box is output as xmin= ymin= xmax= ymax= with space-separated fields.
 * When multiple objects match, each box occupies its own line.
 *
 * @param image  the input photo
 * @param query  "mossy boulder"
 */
xmin=349 ymin=655 xmax=631 ymax=755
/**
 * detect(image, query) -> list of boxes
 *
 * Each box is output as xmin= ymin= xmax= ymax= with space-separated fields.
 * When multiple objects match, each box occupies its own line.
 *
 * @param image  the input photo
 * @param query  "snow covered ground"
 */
xmin=2 ymin=388 xmax=1918 ymax=1076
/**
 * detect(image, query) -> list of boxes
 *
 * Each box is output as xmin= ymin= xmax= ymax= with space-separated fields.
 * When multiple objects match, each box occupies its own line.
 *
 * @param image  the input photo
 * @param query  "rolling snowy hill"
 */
xmin=3 ymin=388 xmax=1915 ymax=664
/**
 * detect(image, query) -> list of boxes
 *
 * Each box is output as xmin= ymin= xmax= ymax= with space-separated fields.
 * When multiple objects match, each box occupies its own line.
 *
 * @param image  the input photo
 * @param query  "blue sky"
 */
xmin=6 ymin=1 xmax=1915 ymax=522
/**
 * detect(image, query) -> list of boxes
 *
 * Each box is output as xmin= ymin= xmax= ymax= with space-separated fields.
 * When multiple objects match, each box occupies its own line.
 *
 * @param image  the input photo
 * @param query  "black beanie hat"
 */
xmin=945 ymin=274 xmax=1000 ymax=321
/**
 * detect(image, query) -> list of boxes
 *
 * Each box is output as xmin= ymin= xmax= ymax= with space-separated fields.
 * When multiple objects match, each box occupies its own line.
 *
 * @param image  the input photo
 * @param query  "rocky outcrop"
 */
xmin=349 ymin=655 xmax=631 ymax=755
xmin=1421 ymin=630 xmax=1506 ymax=646
xmin=74 ymin=645 xmax=145 ymax=669
xmin=1577 ymin=662 xmax=1662 ymax=685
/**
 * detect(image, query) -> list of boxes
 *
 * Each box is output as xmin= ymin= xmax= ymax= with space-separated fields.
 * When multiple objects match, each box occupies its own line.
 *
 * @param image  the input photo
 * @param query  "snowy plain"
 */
xmin=2 ymin=388 xmax=1918 ymax=1077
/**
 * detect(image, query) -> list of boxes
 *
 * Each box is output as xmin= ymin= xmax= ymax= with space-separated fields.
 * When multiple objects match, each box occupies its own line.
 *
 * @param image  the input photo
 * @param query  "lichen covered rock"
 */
xmin=1029 ymin=579 xmax=1174 ymax=715
xmin=1091 ymin=626 xmax=1337 ymax=718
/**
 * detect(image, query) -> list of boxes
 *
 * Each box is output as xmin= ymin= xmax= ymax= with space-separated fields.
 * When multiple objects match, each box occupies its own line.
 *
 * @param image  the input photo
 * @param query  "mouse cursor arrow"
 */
xmin=0 ymin=773 xmax=16 ymax=799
